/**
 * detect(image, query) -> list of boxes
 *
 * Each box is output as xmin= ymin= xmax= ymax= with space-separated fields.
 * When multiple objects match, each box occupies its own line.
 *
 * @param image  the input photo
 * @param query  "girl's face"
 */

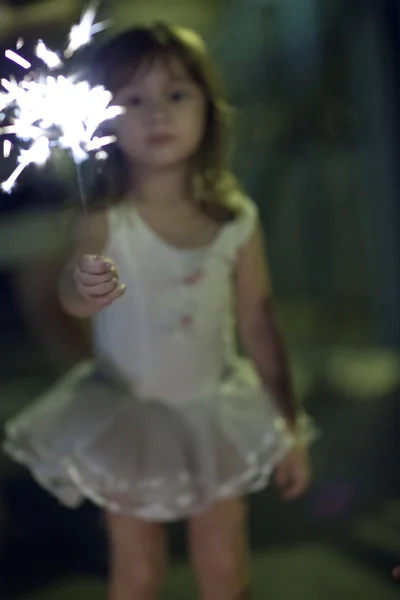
xmin=113 ymin=57 xmax=207 ymax=169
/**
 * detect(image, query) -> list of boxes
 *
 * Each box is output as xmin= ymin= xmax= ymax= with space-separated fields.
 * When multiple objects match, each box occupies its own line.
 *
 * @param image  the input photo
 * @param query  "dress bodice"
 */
xmin=92 ymin=195 xmax=257 ymax=404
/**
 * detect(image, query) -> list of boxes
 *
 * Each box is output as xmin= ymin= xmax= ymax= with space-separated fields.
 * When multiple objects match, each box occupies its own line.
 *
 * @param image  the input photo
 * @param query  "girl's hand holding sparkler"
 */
xmin=73 ymin=255 xmax=125 ymax=308
xmin=59 ymin=212 xmax=126 ymax=319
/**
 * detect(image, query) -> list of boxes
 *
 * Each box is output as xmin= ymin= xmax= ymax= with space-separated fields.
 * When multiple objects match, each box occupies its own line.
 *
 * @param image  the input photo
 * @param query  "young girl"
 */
xmin=4 ymin=25 xmax=312 ymax=600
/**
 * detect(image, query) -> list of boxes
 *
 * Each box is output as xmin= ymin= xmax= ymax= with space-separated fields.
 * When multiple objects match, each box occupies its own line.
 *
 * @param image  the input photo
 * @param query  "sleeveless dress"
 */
xmin=3 ymin=195 xmax=311 ymax=521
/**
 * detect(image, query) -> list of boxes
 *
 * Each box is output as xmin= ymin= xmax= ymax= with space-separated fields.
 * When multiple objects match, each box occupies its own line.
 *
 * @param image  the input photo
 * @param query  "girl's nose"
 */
xmin=146 ymin=98 xmax=169 ymax=124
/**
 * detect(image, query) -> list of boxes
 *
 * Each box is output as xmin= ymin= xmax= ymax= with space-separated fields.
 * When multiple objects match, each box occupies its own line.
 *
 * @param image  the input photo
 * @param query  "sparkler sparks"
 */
xmin=65 ymin=3 xmax=109 ymax=58
xmin=3 ymin=140 xmax=12 ymax=158
xmin=0 ymin=4 xmax=122 ymax=198
xmin=36 ymin=40 xmax=63 ymax=70
xmin=5 ymin=50 xmax=31 ymax=70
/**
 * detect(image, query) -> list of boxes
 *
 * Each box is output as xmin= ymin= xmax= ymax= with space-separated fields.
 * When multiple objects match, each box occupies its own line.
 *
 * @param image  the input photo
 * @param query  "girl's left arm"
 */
xmin=235 ymin=222 xmax=297 ymax=432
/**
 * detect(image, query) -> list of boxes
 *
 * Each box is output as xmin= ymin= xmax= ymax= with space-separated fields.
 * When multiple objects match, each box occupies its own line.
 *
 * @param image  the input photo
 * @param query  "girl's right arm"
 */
xmin=58 ymin=210 xmax=126 ymax=319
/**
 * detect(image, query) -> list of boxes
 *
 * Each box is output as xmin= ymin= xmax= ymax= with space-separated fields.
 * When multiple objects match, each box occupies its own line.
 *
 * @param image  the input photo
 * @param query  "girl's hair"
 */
xmin=88 ymin=23 xmax=240 ymax=222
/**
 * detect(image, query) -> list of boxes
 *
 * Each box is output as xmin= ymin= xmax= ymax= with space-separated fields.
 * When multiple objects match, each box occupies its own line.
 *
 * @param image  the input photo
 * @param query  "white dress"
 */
xmin=3 ymin=195 xmax=307 ymax=521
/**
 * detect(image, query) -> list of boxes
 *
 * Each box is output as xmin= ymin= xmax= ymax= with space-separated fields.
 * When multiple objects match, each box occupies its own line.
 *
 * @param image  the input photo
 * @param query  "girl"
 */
xmin=4 ymin=25 xmax=312 ymax=600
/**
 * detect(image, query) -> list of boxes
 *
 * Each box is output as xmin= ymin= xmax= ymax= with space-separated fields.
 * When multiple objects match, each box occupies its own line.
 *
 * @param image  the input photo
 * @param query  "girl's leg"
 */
xmin=188 ymin=499 xmax=251 ymax=600
xmin=106 ymin=511 xmax=167 ymax=600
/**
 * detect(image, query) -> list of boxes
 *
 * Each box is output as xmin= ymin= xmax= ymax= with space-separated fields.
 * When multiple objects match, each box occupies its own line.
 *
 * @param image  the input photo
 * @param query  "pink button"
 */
xmin=180 ymin=315 xmax=193 ymax=327
xmin=183 ymin=270 xmax=203 ymax=285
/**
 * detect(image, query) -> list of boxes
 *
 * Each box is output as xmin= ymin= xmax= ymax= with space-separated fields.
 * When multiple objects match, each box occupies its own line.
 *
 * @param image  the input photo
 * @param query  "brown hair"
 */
xmin=88 ymin=23 xmax=239 ymax=222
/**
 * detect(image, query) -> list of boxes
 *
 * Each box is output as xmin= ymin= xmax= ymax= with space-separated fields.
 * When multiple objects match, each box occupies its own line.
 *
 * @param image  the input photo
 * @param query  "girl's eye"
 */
xmin=169 ymin=90 xmax=188 ymax=102
xmin=126 ymin=95 xmax=143 ymax=107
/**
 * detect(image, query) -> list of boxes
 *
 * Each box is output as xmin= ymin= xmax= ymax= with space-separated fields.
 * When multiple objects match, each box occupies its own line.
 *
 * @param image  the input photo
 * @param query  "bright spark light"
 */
xmin=3 ymin=139 xmax=12 ymax=158
xmin=36 ymin=40 xmax=63 ymax=70
xmin=2 ymin=137 xmax=50 ymax=194
xmin=65 ymin=3 xmax=108 ymax=58
xmin=95 ymin=150 xmax=108 ymax=161
xmin=5 ymin=50 xmax=31 ymax=70
xmin=0 ymin=4 xmax=122 ymax=195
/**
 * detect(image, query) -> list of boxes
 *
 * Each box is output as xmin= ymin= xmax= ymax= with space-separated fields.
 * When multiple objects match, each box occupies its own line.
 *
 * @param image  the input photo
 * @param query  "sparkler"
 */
xmin=0 ymin=3 xmax=122 ymax=213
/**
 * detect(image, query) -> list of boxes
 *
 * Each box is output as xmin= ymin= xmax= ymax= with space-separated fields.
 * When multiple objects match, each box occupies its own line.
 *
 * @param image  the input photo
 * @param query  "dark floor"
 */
xmin=15 ymin=546 xmax=400 ymax=600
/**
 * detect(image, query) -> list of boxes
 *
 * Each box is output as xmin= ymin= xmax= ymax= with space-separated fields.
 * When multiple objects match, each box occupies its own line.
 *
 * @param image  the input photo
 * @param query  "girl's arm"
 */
xmin=58 ymin=210 xmax=109 ymax=319
xmin=235 ymin=223 xmax=298 ymax=431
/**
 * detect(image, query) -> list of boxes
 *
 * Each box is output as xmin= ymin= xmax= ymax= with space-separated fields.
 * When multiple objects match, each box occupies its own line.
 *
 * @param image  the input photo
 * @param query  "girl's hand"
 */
xmin=73 ymin=255 xmax=126 ymax=308
xmin=393 ymin=565 xmax=400 ymax=579
xmin=274 ymin=444 xmax=311 ymax=501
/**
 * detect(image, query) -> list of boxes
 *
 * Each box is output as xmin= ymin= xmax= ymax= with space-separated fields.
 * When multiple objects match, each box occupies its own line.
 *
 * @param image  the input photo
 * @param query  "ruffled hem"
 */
xmin=4 ymin=429 xmax=291 ymax=521
xmin=3 ymin=361 xmax=312 ymax=521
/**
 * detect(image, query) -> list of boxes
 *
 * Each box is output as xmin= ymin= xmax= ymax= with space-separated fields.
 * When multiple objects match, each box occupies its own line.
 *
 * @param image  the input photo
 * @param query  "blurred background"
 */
xmin=1 ymin=0 xmax=400 ymax=598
